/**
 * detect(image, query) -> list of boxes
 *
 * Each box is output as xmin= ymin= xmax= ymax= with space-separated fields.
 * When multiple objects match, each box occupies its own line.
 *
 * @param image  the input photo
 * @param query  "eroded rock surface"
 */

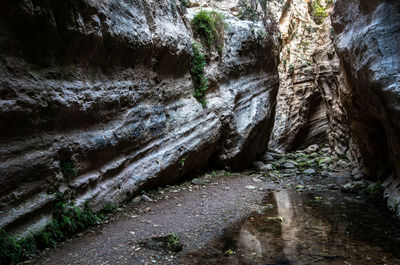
xmin=332 ymin=0 xmax=400 ymax=214
xmin=269 ymin=0 xmax=350 ymax=154
xmin=0 ymin=0 xmax=280 ymax=234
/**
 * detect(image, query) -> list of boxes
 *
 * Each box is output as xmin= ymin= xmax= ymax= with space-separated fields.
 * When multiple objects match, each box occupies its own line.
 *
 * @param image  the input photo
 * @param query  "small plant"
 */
xmin=310 ymin=0 xmax=327 ymax=25
xmin=141 ymin=233 xmax=183 ymax=253
xmin=326 ymin=0 xmax=334 ymax=6
xmin=0 ymin=193 xmax=110 ymax=265
xmin=180 ymin=0 xmax=189 ymax=8
xmin=0 ymin=230 xmax=23 ymax=265
xmin=191 ymin=10 xmax=225 ymax=51
xmin=258 ymin=0 xmax=267 ymax=12
xmin=256 ymin=29 xmax=266 ymax=39
xmin=330 ymin=27 xmax=335 ymax=39
xmin=366 ymin=181 xmax=383 ymax=200
xmin=179 ymin=158 xmax=186 ymax=169
xmin=190 ymin=42 xmax=208 ymax=107
xmin=282 ymin=3 xmax=290 ymax=12
xmin=165 ymin=233 xmax=182 ymax=252
xmin=99 ymin=204 xmax=117 ymax=215
xmin=60 ymin=159 xmax=78 ymax=182
xmin=224 ymin=248 xmax=236 ymax=256
xmin=288 ymin=64 xmax=295 ymax=75
xmin=238 ymin=0 xmax=259 ymax=21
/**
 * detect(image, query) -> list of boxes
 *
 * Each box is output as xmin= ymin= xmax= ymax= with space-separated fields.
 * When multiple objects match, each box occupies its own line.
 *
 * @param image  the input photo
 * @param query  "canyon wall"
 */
xmin=268 ymin=0 xmax=349 ymax=154
xmin=332 ymin=0 xmax=400 ymax=214
xmin=0 ymin=0 xmax=280 ymax=235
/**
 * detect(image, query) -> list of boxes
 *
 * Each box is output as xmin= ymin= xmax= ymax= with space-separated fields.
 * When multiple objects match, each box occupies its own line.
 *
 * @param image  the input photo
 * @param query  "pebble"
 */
xmin=252 ymin=177 xmax=262 ymax=183
xmin=191 ymin=178 xmax=203 ymax=185
xmin=263 ymin=153 xmax=274 ymax=162
xmin=245 ymin=185 xmax=256 ymax=190
xmin=142 ymin=195 xmax=153 ymax=202
xmin=336 ymin=160 xmax=349 ymax=168
xmin=264 ymin=164 xmax=274 ymax=171
xmin=318 ymin=157 xmax=332 ymax=165
xmin=321 ymin=147 xmax=330 ymax=153
xmin=132 ymin=196 xmax=142 ymax=203
xmin=351 ymin=167 xmax=363 ymax=176
xmin=303 ymin=169 xmax=316 ymax=174
xmin=283 ymin=162 xmax=296 ymax=169
xmin=305 ymin=144 xmax=319 ymax=154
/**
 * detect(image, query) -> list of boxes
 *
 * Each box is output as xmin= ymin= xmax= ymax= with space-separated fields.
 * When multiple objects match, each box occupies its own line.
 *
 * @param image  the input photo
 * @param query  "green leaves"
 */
xmin=191 ymin=42 xmax=208 ymax=107
xmin=0 ymin=192 xmax=110 ymax=264
xmin=191 ymin=10 xmax=225 ymax=52
xmin=60 ymin=160 xmax=78 ymax=182
xmin=190 ymin=10 xmax=226 ymax=107
xmin=311 ymin=0 xmax=328 ymax=25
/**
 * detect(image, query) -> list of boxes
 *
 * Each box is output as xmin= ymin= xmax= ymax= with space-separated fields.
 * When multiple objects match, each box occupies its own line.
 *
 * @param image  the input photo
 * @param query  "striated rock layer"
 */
xmin=0 ymin=0 xmax=280 ymax=234
xmin=332 ymin=0 xmax=400 ymax=214
xmin=268 ymin=0 xmax=349 ymax=153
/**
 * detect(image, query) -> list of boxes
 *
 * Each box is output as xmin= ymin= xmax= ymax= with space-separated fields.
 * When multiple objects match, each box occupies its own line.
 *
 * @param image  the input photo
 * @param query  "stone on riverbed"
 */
xmin=305 ymin=144 xmax=319 ymax=154
xmin=303 ymin=169 xmax=316 ymax=175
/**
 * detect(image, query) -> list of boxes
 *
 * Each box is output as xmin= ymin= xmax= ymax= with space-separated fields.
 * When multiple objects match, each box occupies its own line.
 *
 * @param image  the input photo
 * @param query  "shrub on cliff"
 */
xmin=191 ymin=10 xmax=225 ymax=52
xmin=310 ymin=0 xmax=327 ymax=25
xmin=190 ymin=42 xmax=208 ymax=107
xmin=238 ymin=0 xmax=259 ymax=21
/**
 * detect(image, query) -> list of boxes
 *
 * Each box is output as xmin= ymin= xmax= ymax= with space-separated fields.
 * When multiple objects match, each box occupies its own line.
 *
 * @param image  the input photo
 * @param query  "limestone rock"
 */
xmin=318 ymin=157 xmax=332 ymax=166
xmin=0 ymin=1 xmax=280 ymax=234
xmin=305 ymin=145 xmax=319 ymax=154
xmin=351 ymin=168 xmax=363 ymax=177
xmin=341 ymin=181 xmax=366 ymax=193
xmin=268 ymin=0 xmax=350 ymax=154
xmin=333 ymin=0 xmax=400 ymax=214
xmin=283 ymin=162 xmax=296 ymax=169
xmin=303 ymin=169 xmax=316 ymax=175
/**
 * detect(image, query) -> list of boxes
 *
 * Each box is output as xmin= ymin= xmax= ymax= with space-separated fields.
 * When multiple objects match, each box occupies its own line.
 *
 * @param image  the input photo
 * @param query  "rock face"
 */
xmin=268 ymin=0 xmax=350 ymax=154
xmin=332 ymin=0 xmax=400 ymax=214
xmin=0 ymin=0 xmax=280 ymax=234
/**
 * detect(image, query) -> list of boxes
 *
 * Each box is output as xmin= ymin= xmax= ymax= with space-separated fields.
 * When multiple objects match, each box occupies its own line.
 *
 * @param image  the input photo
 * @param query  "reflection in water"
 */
xmin=180 ymin=190 xmax=400 ymax=265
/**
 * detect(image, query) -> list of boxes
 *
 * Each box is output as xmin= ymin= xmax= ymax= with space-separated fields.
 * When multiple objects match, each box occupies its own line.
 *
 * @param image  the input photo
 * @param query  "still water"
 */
xmin=181 ymin=190 xmax=400 ymax=264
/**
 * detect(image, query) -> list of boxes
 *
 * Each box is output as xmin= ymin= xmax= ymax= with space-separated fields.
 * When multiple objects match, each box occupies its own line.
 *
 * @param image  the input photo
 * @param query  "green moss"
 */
xmin=191 ymin=10 xmax=225 ymax=51
xmin=191 ymin=42 xmax=208 ymax=107
xmin=0 ymin=193 xmax=112 ymax=265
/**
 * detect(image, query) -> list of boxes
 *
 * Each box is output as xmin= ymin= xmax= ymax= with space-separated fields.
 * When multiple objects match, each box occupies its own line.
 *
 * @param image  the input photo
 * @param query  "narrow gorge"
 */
xmin=0 ymin=0 xmax=399 ymax=264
